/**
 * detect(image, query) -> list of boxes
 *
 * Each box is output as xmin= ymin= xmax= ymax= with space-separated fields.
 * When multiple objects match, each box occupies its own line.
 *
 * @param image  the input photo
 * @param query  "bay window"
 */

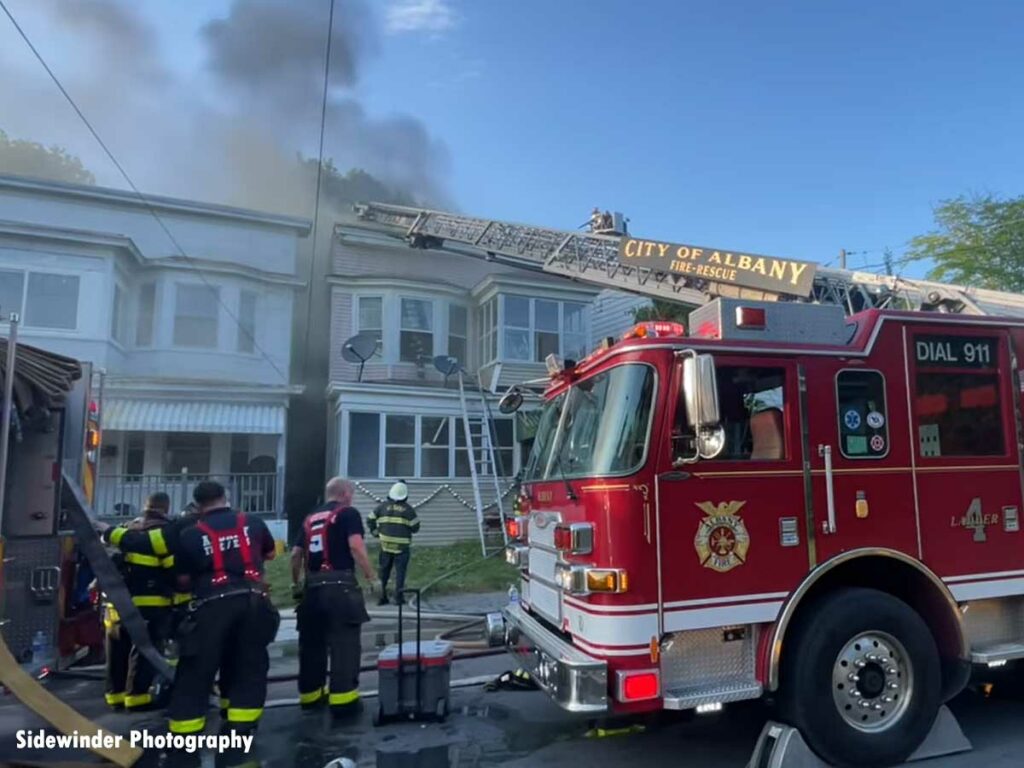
xmin=26 ymin=272 xmax=79 ymax=329
xmin=174 ymin=283 xmax=219 ymax=348
xmin=488 ymin=294 xmax=590 ymax=363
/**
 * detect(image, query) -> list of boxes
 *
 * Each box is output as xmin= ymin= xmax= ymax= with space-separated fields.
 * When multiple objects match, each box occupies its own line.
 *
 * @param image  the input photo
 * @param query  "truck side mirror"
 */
xmin=681 ymin=353 xmax=725 ymax=461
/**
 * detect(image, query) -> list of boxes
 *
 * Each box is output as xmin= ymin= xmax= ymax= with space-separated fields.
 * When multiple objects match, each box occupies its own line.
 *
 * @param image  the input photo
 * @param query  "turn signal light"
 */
xmin=617 ymin=670 xmax=660 ymax=702
xmin=86 ymin=427 xmax=100 ymax=450
xmin=555 ymin=565 xmax=627 ymax=595
xmin=586 ymin=568 xmax=628 ymax=593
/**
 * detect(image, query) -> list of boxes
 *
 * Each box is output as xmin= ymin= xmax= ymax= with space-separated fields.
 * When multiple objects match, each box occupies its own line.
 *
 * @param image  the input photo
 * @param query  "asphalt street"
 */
xmin=5 ymin=654 xmax=1024 ymax=767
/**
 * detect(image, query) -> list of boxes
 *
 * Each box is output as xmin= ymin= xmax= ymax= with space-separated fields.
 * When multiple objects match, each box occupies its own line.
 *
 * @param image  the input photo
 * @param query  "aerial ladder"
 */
xmin=352 ymin=201 xmax=1024 ymax=317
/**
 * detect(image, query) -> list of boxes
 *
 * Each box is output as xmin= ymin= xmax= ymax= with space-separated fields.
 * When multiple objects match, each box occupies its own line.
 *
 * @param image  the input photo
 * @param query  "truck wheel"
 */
xmin=778 ymin=587 xmax=941 ymax=768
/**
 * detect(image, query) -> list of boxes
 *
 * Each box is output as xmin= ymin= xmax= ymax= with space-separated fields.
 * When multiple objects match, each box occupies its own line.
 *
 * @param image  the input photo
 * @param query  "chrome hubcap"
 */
xmin=831 ymin=631 xmax=912 ymax=732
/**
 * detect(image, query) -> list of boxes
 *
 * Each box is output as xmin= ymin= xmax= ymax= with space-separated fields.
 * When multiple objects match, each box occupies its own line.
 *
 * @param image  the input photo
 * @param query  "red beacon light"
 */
xmin=622 ymin=321 xmax=686 ymax=341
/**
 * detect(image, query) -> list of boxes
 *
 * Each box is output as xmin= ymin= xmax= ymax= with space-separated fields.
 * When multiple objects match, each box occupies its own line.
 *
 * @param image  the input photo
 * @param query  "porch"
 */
xmin=94 ymin=470 xmax=280 ymax=520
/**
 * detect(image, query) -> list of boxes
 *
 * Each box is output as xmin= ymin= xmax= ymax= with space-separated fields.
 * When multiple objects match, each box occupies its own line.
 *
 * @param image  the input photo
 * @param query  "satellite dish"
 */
xmin=341 ymin=333 xmax=378 ymax=382
xmin=498 ymin=385 xmax=525 ymax=415
xmin=433 ymin=355 xmax=461 ymax=378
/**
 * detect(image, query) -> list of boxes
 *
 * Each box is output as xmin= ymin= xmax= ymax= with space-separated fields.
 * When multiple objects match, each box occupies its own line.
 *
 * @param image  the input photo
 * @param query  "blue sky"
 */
xmin=5 ymin=0 xmax=1024 ymax=273
xmin=356 ymin=0 xmax=1024 ymax=272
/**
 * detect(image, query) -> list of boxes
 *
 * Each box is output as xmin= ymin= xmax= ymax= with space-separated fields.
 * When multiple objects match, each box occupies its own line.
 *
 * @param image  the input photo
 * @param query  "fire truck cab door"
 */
xmin=658 ymin=356 xmax=809 ymax=629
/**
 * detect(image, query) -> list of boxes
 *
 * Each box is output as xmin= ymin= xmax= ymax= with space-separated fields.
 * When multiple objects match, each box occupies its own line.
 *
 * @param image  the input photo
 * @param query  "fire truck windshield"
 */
xmin=524 ymin=363 xmax=655 ymax=481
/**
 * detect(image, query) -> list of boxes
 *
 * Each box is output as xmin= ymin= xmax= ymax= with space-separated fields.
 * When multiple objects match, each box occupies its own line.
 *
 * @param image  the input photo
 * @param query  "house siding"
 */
xmin=352 ymin=478 xmax=507 ymax=545
xmin=591 ymin=289 xmax=651 ymax=343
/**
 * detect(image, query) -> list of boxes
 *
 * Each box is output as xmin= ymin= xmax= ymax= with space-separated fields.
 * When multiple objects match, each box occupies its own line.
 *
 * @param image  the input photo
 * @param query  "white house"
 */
xmin=0 ymin=174 xmax=310 ymax=518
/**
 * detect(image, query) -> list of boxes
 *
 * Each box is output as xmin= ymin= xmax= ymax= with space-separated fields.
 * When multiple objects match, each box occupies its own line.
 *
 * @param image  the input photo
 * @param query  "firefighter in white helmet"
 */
xmin=367 ymin=481 xmax=419 ymax=605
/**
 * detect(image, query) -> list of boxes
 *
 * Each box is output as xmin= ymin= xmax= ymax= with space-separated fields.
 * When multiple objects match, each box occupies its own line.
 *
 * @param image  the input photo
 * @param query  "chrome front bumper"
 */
xmin=496 ymin=602 xmax=608 ymax=713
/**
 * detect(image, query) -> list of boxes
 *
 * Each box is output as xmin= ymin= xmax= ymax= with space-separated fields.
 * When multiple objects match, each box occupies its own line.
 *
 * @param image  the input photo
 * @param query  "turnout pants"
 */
xmin=379 ymin=549 xmax=411 ymax=598
xmin=105 ymin=604 xmax=170 ymax=710
xmin=297 ymin=574 xmax=370 ymax=711
xmin=168 ymin=591 xmax=280 ymax=734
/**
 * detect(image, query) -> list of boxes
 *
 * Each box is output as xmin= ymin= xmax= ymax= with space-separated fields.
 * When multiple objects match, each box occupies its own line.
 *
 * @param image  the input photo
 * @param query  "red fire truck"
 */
xmin=492 ymin=297 xmax=1024 ymax=767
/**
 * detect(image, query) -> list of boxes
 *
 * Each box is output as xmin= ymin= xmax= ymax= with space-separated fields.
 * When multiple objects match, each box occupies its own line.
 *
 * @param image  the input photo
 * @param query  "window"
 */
xmin=503 ymin=296 xmax=531 ymax=361
xmin=163 ymin=433 xmax=211 ymax=475
xmin=26 ymin=273 xmax=79 ymax=329
xmin=448 ymin=304 xmax=468 ymax=364
xmin=525 ymin=364 xmax=655 ymax=479
xmin=479 ymin=296 xmax=498 ymax=364
xmin=421 ymin=417 xmax=450 ymax=477
xmin=400 ymin=298 xmax=433 ymax=363
xmin=563 ymin=302 xmax=588 ymax=361
xmin=237 ymin=291 xmax=257 ymax=353
xmin=348 ymin=412 xmax=380 ymax=477
xmin=499 ymin=295 xmax=590 ymax=362
xmin=345 ymin=411 xmax=516 ymax=479
xmin=535 ymin=299 xmax=560 ymax=362
xmin=136 ymin=283 xmax=155 ymax=347
xmin=837 ymin=370 xmax=888 ymax=459
xmin=0 ymin=270 xmax=24 ymax=318
xmin=230 ymin=434 xmax=250 ymax=473
xmin=124 ymin=432 xmax=145 ymax=477
xmin=914 ymin=335 xmax=1005 ymax=457
xmin=916 ymin=372 xmax=1005 ymax=457
xmin=357 ymin=296 xmax=383 ymax=358
xmin=174 ymin=284 xmax=219 ymax=347
xmin=709 ymin=366 xmax=787 ymax=461
xmin=385 ymin=415 xmax=416 ymax=476
xmin=111 ymin=284 xmax=125 ymax=343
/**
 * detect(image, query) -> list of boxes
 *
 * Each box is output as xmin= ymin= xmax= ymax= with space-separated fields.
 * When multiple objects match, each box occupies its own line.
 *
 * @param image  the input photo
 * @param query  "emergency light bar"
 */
xmin=622 ymin=321 xmax=686 ymax=341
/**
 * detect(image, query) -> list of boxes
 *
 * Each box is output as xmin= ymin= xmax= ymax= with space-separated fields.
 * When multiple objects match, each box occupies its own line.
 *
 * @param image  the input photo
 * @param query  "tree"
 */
xmin=907 ymin=194 xmax=1024 ymax=292
xmin=631 ymin=298 xmax=694 ymax=324
xmin=0 ymin=130 xmax=95 ymax=185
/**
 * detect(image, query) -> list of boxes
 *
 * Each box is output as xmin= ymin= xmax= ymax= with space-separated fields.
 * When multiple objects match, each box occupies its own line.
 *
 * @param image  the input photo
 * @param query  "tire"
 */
xmin=777 ymin=587 xmax=941 ymax=768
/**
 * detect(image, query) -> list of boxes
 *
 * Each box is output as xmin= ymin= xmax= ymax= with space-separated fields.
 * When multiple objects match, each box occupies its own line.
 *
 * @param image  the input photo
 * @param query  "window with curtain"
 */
xmin=400 ymin=298 xmax=433 ymax=363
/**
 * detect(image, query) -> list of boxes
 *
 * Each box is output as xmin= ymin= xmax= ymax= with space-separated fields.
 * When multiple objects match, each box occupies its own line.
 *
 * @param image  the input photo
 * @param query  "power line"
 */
xmin=300 ymin=0 xmax=337 ymax=378
xmin=0 ymin=0 xmax=289 ymax=384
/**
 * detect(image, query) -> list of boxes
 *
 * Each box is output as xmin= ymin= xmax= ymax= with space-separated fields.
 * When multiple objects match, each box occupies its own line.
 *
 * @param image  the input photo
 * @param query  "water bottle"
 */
xmin=507 ymin=584 xmax=519 ymax=605
xmin=31 ymin=630 xmax=49 ymax=663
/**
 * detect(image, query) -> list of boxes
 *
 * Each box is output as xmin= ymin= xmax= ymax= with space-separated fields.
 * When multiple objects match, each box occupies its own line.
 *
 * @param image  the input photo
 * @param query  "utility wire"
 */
xmin=300 ymin=0 xmax=337 ymax=378
xmin=0 ymin=0 xmax=289 ymax=384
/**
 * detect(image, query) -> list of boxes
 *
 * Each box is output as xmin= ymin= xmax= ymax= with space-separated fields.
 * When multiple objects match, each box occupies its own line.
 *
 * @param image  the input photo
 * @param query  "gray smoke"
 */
xmin=0 ymin=0 xmax=448 ymax=212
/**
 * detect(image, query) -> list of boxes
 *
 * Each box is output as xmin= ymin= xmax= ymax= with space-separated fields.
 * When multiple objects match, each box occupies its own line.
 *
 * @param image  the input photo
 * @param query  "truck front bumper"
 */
xmin=495 ymin=603 xmax=608 ymax=713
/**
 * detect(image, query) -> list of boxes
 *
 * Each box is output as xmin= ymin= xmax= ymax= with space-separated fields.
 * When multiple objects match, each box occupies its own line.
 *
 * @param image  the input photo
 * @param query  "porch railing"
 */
xmin=95 ymin=471 xmax=281 ymax=520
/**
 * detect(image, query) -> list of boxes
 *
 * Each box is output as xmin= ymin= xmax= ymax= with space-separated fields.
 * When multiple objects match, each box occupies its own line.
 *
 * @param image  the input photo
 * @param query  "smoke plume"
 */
xmin=0 ymin=0 xmax=449 ymax=213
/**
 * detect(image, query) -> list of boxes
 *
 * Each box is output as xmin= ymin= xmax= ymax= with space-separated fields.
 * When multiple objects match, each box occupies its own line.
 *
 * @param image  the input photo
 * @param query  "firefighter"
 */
xmin=290 ymin=477 xmax=375 ymax=714
xmin=367 ymin=480 xmax=419 ymax=605
xmin=100 ymin=492 xmax=174 ymax=712
xmin=167 ymin=481 xmax=279 ymax=737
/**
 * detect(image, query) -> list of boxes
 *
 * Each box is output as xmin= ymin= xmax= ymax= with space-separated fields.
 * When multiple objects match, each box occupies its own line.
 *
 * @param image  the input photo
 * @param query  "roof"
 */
xmin=104 ymin=399 xmax=285 ymax=434
xmin=0 ymin=174 xmax=311 ymax=234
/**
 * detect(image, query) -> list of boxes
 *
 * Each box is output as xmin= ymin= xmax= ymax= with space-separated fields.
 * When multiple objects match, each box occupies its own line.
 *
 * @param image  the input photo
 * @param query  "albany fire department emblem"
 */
xmin=694 ymin=501 xmax=750 ymax=572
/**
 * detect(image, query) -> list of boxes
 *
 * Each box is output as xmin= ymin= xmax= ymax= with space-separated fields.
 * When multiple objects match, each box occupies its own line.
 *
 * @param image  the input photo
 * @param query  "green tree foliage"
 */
xmin=0 ymin=130 xmax=95 ymax=185
xmin=907 ymin=195 xmax=1024 ymax=292
xmin=631 ymin=298 xmax=694 ymax=324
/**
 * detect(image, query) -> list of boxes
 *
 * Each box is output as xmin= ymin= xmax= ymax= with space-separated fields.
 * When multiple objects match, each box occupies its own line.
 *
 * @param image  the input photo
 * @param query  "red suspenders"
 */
xmin=303 ymin=504 xmax=341 ymax=572
xmin=196 ymin=514 xmax=261 ymax=586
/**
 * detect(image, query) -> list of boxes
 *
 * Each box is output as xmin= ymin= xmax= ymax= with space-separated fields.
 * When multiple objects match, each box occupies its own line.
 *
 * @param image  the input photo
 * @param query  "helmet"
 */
xmin=389 ymin=481 xmax=409 ymax=502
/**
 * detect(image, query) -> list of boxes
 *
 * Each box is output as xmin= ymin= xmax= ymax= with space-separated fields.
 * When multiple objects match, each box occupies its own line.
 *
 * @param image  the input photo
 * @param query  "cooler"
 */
xmin=376 ymin=639 xmax=453 ymax=722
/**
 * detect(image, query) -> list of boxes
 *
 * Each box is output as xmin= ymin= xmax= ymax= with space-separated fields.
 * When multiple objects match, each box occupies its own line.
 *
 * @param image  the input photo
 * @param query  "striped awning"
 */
xmin=104 ymin=400 xmax=285 ymax=434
